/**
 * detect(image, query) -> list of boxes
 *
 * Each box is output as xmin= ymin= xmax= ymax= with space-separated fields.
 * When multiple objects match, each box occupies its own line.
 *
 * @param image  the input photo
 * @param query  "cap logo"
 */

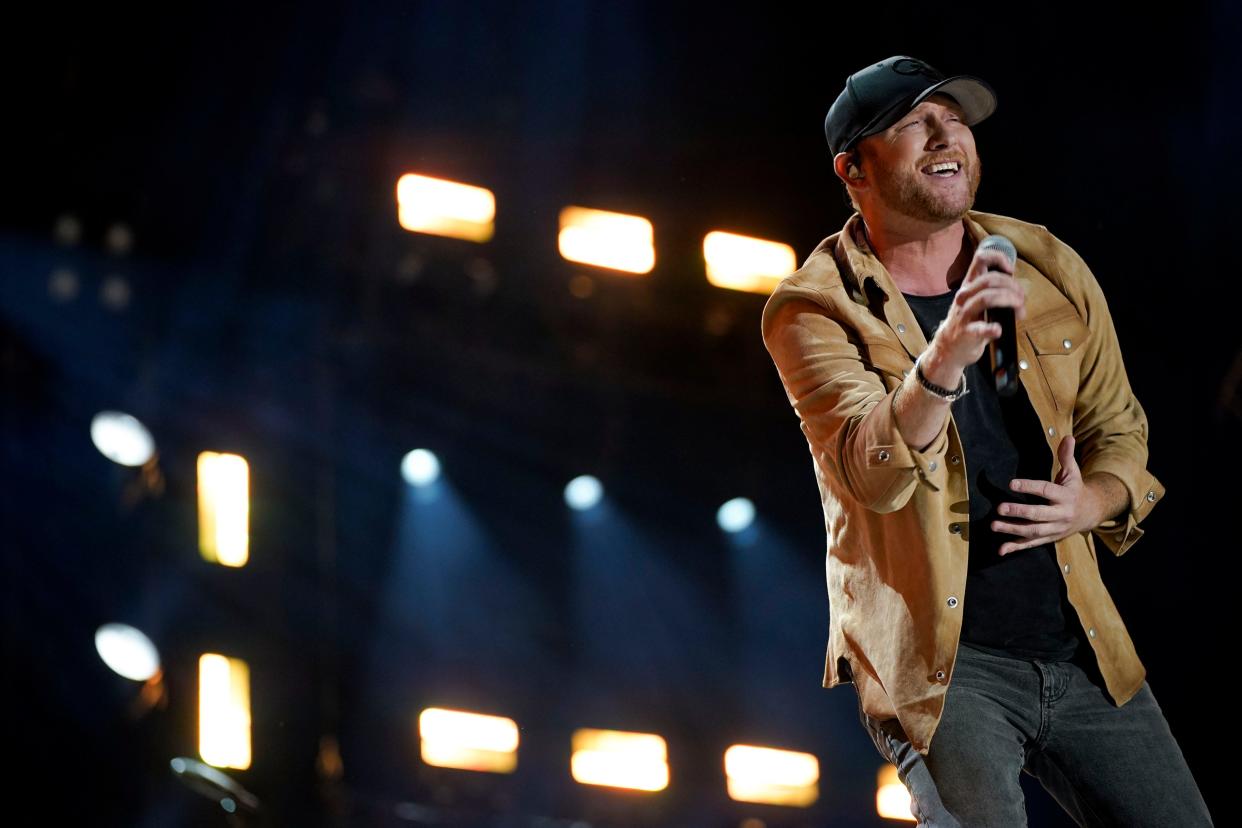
xmin=892 ymin=58 xmax=939 ymax=79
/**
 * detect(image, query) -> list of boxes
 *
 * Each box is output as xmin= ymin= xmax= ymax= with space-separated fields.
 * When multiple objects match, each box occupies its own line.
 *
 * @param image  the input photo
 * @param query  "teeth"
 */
xmin=924 ymin=161 xmax=960 ymax=174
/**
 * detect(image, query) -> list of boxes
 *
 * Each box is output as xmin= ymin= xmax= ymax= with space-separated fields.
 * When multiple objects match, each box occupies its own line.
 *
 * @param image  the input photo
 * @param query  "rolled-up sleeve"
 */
xmin=1050 ymin=233 xmax=1166 ymax=557
xmin=761 ymin=279 xmax=949 ymax=514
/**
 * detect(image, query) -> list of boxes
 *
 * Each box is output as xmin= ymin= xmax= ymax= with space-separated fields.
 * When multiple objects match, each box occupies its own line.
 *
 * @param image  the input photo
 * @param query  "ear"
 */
xmin=833 ymin=151 xmax=863 ymax=185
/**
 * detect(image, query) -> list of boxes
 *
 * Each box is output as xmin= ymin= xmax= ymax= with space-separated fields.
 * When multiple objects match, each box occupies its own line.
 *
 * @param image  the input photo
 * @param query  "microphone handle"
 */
xmin=987 ymin=304 xmax=1020 ymax=397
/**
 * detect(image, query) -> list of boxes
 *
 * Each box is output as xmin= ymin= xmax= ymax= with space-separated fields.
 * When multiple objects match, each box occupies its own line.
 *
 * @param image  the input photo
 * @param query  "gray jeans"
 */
xmin=857 ymin=640 xmax=1213 ymax=826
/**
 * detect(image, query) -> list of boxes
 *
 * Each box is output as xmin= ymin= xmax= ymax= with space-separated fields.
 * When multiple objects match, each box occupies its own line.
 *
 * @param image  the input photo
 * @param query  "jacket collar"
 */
xmin=836 ymin=211 xmax=992 ymax=301
xmin=819 ymin=211 xmax=1015 ymax=360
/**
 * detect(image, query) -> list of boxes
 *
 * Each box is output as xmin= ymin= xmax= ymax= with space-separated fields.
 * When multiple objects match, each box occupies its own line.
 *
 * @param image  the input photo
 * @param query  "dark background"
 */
xmin=3 ymin=2 xmax=1236 ymax=825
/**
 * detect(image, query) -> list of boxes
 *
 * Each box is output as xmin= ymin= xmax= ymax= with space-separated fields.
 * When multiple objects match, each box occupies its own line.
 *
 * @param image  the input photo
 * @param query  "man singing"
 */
xmin=760 ymin=55 xmax=1212 ymax=825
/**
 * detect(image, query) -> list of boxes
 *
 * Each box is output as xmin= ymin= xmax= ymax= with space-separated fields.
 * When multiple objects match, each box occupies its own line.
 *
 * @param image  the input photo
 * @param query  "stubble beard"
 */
xmin=876 ymin=154 xmax=983 ymax=224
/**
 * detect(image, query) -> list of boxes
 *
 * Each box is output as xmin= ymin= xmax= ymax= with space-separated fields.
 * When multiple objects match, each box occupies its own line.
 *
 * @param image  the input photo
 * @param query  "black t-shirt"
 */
xmin=902 ymin=283 xmax=1080 ymax=662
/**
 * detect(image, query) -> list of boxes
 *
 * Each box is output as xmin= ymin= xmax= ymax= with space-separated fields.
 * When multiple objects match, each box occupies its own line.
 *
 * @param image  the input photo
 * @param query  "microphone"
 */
xmin=977 ymin=234 xmax=1020 ymax=397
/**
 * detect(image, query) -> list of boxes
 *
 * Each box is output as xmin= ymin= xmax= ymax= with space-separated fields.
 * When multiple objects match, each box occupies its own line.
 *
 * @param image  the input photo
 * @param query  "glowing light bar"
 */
xmin=724 ymin=744 xmax=819 ymax=806
xmin=703 ymin=231 xmax=797 ymax=294
xmin=876 ymin=764 xmax=916 ymax=821
xmin=198 ymin=452 xmax=250 ymax=567
xmin=396 ymin=174 xmax=495 ymax=242
xmin=199 ymin=654 xmax=251 ymax=770
xmin=570 ymin=728 xmax=668 ymax=792
xmin=418 ymin=707 xmax=519 ymax=773
xmin=558 ymin=206 xmax=655 ymax=274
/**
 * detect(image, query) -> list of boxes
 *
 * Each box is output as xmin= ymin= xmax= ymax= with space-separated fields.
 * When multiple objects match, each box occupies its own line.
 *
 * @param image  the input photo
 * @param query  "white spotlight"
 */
xmin=564 ymin=475 xmax=603 ymax=511
xmin=95 ymin=623 xmax=161 ymax=681
xmin=717 ymin=497 xmax=755 ymax=533
xmin=91 ymin=411 xmax=155 ymax=467
xmin=401 ymin=449 xmax=441 ymax=486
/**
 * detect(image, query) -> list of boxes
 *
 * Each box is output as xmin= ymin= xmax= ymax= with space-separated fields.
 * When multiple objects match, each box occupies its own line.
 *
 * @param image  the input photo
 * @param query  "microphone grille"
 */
xmin=978 ymin=234 xmax=1017 ymax=266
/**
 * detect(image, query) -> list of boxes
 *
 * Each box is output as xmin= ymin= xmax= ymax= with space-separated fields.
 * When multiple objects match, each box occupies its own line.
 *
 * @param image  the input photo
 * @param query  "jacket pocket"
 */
xmin=1024 ymin=311 xmax=1091 ymax=413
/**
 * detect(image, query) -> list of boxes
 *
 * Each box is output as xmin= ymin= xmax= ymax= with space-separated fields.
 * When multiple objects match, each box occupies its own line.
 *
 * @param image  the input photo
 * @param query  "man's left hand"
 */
xmin=992 ymin=435 xmax=1102 ymax=556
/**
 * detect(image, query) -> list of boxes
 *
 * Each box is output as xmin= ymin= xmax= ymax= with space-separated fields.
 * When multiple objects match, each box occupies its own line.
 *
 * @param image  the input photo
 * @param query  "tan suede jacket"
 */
xmin=760 ymin=209 xmax=1165 ymax=756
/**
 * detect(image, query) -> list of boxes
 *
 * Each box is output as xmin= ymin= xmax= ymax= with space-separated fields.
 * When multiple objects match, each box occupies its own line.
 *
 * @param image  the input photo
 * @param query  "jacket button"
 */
xmin=936 ymin=670 xmax=946 ymax=681
xmin=1047 ymin=426 xmax=1056 ymax=436
xmin=878 ymin=449 xmax=890 ymax=462
xmin=949 ymin=523 xmax=962 ymax=534
xmin=929 ymin=460 xmax=938 ymax=472
xmin=946 ymin=596 xmax=958 ymax=608
xmin=1063 ymin=563 xmax=1071 ymax=573
xmin=1088 ymin=627 xmax=1096 ymax=638
xmin=1019 ymin=359 xmax=1029 ymax=370
xmin=897 ymin=323 xmax=907 ymax=333
xmin=1146 ymin=490 xmax=1156 ymax=502
xmin=1063 ymin=338 xmax=1073 ymax=349
xmin=950 ymin=454 xmax=960 ymax=464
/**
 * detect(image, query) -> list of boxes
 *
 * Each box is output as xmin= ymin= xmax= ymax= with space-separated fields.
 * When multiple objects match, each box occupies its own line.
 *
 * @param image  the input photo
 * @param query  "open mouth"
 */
xmin=921 ymin=160 xmax=962 ymax=179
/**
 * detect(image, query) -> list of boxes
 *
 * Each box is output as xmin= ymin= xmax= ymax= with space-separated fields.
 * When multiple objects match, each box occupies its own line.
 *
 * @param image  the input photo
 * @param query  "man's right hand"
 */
xmin=922 ymin=245 xmax=1027 ymax=387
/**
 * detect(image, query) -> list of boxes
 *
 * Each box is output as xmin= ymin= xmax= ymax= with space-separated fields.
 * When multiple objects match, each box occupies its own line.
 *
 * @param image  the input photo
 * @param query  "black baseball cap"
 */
xmin=824 ymin=56 xmax=997 ymax=157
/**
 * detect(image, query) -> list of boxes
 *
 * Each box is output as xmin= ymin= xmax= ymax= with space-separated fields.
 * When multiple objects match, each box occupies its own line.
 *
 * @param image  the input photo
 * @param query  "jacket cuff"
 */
xmin=863 ymin=383 xmax=952 ymax=504
xmin=1082 ymin=452 xmax=1166 ymax=557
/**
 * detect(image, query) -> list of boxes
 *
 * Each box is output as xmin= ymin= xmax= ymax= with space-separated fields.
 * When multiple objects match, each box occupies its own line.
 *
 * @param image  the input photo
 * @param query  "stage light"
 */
xmin=717 ymin=497 xmax=755 ymax=533
xmin=48 ymin=267 xmax=79 ymax=301
xmin=724 ymin=744 xmax=819 ymax=806
xmin=53 ymin=214 xmax=82 ymax=246
xmin=876 ymin=764 xmax=916 ymax=821
xmin=564 ymin=475 xmax=603 ymax=510
xmin=90 ymin=411 xmax=155 ymax=467
xmin=703 ymin=231 xmax=796 ymax=294
xmin=199 ymin=654 xmax=251 ymax=770
xmin=197 ymin=452 xmax=249 ymax=567
xmin=558 ymin=206 xmax=655 ymax=274
xmin=418 ymin=707 xmax=519 ymax=773
xmin=401 ymin=449 xmax=441 ymax=487
xmin=100 ymin=274 xmax=131 ymax=311
xmin=105 ymin=222 xmax=134 ymax=256
xmin=396 ymin=174 xmax=495 ymax=242
xmin=570 ymin=728 xmax=669 ymax=792
xmin=95 ymin=623 xmax=160 ymax=681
